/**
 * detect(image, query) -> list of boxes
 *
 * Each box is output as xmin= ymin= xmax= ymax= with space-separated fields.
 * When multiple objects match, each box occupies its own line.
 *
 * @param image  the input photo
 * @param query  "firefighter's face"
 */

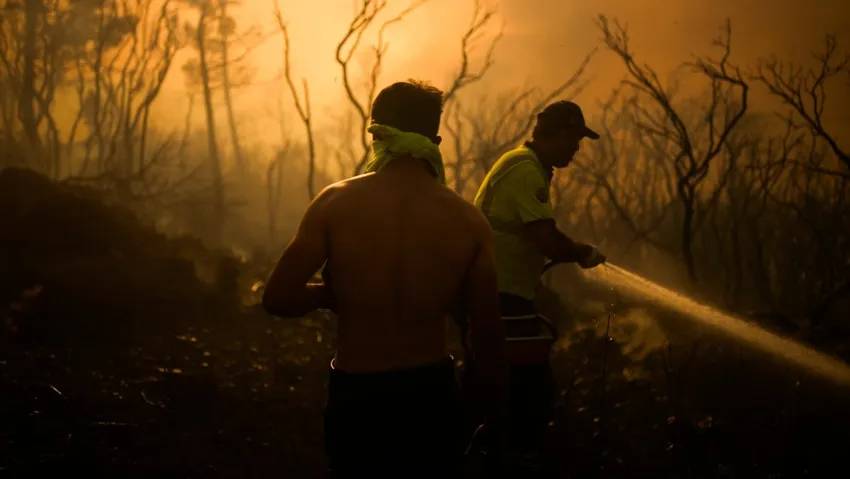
xmin=553 ymin=128 xmax=583 ymax=168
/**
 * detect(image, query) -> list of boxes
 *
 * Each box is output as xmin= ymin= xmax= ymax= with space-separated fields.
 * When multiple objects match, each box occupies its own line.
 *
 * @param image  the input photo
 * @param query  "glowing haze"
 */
xmin=149 ymin=0 xmax=850 ymax=156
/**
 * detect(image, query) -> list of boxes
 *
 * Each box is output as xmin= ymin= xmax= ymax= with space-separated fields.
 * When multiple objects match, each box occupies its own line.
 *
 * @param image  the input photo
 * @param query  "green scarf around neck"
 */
xmin=365 ymin=123 xmax=445 ymax=184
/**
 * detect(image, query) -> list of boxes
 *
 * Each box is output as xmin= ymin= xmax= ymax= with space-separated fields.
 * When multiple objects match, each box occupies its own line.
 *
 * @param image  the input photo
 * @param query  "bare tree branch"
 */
xmin=598 ymin=15 xmax=749 ymax=282
xmin=442 ymin=0 xmax=501 ymax=104
xmin=332 ymin=0 xmax=429 ymax=175
xmin=274 ymin=1 xmax=316 ymax=198
xmin=753 ymin=34 xmax=850 ymax=171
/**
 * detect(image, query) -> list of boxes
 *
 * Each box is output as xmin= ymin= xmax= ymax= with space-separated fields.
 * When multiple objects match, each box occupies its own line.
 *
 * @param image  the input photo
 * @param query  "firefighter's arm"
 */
xmin=522 ymin=219 xmax=606 ymax=268
xmin=508 ymin=165 xmax=605 ymax=268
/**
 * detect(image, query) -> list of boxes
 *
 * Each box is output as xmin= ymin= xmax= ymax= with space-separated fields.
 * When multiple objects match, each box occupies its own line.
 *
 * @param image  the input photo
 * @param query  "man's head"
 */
xmin=531 ymin=100 xmax=599 ymax=168
xmin=371 ymin=80 xmax=443 ymax=144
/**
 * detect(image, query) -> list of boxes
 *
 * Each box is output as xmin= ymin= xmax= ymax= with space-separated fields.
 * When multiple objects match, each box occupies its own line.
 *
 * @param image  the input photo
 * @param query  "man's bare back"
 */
xmin=263 ymin=157 xmax=500 ymax=372
xmin=263 ymin=80 xmax=504 ymax=475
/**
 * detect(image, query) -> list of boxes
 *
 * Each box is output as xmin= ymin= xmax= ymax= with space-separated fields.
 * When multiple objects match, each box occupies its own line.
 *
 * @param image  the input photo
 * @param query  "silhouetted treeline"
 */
xmin=1 ymin=1 xmax=848 ymax=346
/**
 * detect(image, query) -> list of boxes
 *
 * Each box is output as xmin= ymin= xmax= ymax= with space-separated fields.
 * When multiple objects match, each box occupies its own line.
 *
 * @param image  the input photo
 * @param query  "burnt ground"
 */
xmin=2 ymin=168 xmax=849 ymax=478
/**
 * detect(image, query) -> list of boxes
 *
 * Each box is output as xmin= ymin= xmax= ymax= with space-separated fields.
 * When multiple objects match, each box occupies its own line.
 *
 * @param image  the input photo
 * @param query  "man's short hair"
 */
xmin=532 ymin=100 xmax=600 ymax=140
xmin=371 ymin=80 xmax=443 ymax=139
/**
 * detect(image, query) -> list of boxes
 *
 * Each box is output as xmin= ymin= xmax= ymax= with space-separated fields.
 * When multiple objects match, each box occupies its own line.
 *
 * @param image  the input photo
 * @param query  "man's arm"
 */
xmin=522 ymin=218 xmax=605 ymax=267
xmin=464 ymin=212 xmax=507 ymax=412
xmin=262 ymin=188 xmax=335 ymax=318
xmin=504 ymin=164 xmax=605 ymax=267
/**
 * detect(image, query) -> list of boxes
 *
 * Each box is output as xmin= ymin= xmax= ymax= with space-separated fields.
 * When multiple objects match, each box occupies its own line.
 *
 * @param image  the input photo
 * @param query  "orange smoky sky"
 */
xmin=149 ymin=0 xmax=850 ymax=155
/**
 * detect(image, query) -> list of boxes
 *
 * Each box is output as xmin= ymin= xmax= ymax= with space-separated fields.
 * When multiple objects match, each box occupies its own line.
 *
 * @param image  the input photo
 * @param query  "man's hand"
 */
xmin=577 ymin=244 xmax=606 ymax=269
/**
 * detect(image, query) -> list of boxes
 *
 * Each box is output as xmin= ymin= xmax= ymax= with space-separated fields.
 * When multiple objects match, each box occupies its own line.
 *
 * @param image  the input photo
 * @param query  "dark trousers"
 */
xmin=324 ymin=358 xmax=464 ymax=478
xmin=499 ymin=293 xmax=555 ymax=451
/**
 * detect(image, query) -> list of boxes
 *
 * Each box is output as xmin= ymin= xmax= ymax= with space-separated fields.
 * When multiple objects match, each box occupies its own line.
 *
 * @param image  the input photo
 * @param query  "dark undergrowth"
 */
xmin=2 ymin=168 xmax=849 ymax=478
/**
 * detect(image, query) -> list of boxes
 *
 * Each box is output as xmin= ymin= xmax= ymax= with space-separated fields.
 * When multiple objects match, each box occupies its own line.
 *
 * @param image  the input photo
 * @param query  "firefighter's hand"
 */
xmin=578 ymin=245 xmax=606 ymax=268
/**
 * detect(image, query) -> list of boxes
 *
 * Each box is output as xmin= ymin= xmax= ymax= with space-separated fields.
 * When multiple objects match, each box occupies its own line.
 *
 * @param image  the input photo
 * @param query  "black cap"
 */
xmin=537 ymin=100 xmax=600 ymax=140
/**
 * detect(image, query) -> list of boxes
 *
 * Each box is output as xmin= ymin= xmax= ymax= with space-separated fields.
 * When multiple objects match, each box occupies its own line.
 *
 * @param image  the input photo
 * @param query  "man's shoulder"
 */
xmin=492 ymin=159 xmax=546 ymax=194
xmin=329 ymin=172 xmax=376 ymax=190
xmin=491 ymin=147 xmax=543 ymax=182
xmin=444 ymin=190 xmax=492 ymax=237
xmin=423 ymin=185 xmax=486 ymax=228
xmin=496 ymin=145 xmax=537 ymax=165
xmin=314 ymin=173 xmax=375 ymax=199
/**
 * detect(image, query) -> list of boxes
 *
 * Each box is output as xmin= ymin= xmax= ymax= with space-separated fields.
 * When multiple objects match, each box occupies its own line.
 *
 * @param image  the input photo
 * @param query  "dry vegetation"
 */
xmin=1 ymin=1 xmax=849 ymax=476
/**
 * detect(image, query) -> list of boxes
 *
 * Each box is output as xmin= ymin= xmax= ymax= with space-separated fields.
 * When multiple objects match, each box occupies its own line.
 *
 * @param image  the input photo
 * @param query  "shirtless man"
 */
xmin=262 ymin=81 xmax=505 ymax=476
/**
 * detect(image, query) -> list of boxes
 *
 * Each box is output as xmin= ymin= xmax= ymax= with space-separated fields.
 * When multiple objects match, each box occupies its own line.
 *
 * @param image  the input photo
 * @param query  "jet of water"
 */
xmin=581 ymin=263 xmax=850 ymax=387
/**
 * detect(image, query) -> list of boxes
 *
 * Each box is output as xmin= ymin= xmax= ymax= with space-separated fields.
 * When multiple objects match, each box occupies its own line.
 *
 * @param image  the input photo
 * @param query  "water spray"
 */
xmin=579 ymin=262 xmax=850 ymax=387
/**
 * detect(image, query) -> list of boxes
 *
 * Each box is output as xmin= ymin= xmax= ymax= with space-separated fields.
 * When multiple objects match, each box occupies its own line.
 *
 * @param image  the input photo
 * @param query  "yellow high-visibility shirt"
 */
xmin=474 ymin=144 xmax=553 ymax=300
